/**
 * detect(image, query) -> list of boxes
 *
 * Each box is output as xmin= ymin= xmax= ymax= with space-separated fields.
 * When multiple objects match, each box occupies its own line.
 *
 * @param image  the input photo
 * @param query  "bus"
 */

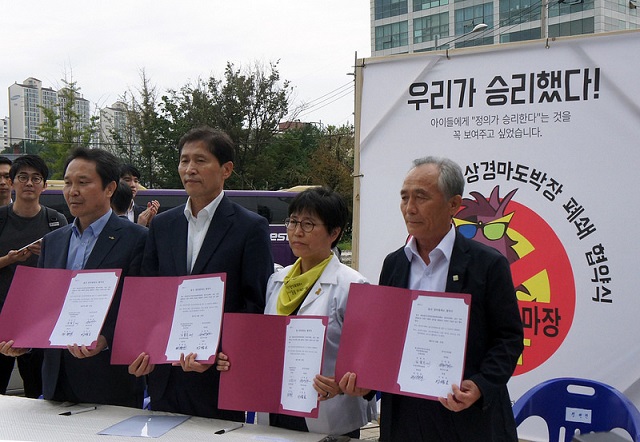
xmin=39 ymin=188 xmax=298 ymax=267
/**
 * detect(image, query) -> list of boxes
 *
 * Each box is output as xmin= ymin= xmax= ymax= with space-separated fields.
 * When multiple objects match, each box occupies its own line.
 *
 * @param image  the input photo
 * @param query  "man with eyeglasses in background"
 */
xmin=0 ymin=155 xmax=67 ymax=398
xmin=0 ymin=156 xmax=12 ymax=207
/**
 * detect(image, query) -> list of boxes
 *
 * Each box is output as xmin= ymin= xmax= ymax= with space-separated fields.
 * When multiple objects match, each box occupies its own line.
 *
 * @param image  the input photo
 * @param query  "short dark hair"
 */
xmin=10 ymin=155 xmax=49 ymax=181
xmin=0 ymin=156 xmax=12 ymax=168
xmin=178 ymin=126 xmax=235 ymax=165
xmin=111 ymin=180 xmax=133 ymax=214
xmin=120 ymin=164 xmax=141 ymax=179
xmin=64 ymin=148 xmax=121 ymax=189
xmin=288 ymin=187 xmax=349 ymax=248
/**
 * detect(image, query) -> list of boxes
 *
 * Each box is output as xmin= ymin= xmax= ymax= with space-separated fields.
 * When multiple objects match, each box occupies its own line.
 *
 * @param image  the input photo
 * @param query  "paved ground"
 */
xmin=359 ymin=421 xmax=380 ymax=440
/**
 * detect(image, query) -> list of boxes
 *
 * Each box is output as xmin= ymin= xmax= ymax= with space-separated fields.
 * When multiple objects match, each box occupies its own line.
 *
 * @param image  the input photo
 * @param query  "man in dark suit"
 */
xmin=1 ymin=148 xmax=147 ymax=407
xmin=128 ymin=126 xmax=273 ymax=420
xmin=341 ymin=156 xmax=523 ymax=441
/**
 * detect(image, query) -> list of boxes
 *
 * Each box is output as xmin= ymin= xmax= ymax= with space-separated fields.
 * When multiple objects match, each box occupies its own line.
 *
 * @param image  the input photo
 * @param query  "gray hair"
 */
xmin=411 ymin=156 xmax=464 ymax=200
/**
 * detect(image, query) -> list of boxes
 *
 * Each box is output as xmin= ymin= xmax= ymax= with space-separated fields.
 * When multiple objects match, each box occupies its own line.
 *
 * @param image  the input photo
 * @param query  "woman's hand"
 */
xmin=314 ymin=374 xmax=341 ymax=401
xmin=338 ymin=372 xmax=371 ymax=397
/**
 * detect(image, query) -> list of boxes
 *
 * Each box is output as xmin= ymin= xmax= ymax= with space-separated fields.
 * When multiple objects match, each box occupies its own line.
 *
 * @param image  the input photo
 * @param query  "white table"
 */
xmin=0 ymin=395 xmax=329 ymax=441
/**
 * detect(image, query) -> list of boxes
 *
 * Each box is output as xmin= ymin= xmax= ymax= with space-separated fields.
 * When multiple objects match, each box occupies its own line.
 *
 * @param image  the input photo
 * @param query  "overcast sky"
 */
xmin=1 ymin=0 xmax=371 ymax=128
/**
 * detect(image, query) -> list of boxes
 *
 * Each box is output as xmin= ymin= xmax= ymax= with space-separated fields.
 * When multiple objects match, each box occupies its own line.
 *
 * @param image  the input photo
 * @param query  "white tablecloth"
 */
xmin=0 ymin=395 xmax=329 ymax=441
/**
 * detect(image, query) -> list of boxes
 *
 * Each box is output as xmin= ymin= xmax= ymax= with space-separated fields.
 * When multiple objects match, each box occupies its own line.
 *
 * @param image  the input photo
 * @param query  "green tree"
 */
xmin=153 ymin=60 xmax=294 ymax=189
xmin=37 ymin=78 xmax=98 ymax=178
xmin=308 ymin=124 xmax=355 ymax=192
xmin=309 ymin=123 xmax=355 ymax=242
xmin=113 ymin=70 xmax=178 ymax=188
xmin=213 ymin=61 xmax=293 ymax=188
xmin=100 ymin=97 xmax=139 ymax=165
xmin=247 ymin=123 xmax=321 ymax=189
xmin=157 ymin=78 xmax=218 ymax=187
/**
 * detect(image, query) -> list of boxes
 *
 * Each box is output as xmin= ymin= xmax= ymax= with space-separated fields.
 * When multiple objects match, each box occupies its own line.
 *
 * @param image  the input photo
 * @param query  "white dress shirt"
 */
xmin=183 ymin=191 xmax=223 ymax=273
xmin=404 ymin=224 xmax=456 ymax=292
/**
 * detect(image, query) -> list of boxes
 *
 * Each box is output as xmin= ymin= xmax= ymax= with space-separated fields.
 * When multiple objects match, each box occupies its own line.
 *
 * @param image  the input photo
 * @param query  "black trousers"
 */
xmin=0 ymin=350 xmax=43 ymax=398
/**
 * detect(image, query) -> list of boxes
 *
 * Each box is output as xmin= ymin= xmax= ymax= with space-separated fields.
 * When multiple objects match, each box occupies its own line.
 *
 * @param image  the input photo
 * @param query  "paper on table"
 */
xmin=98 ymin=415 xmax=190 ymax=438
xmin=280 ymin=317 xmax=326 ymax=414
xmin=49 ymin=271 xmax=119 ymax=346
xmin=164 ymin=276 xmax=224 ymax=361
xmin=397 ymin=295 xmax=469 ymax=398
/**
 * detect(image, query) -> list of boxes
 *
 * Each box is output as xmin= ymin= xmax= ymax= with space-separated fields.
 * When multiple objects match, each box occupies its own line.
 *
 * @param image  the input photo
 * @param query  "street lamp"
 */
xmin=434 ymin=22 xmax=489 ymax=58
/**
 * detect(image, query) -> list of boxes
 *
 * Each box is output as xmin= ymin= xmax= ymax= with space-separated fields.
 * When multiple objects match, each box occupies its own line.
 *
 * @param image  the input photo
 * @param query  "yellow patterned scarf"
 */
xmin=276 ymin=255 xmax=333 ymax=316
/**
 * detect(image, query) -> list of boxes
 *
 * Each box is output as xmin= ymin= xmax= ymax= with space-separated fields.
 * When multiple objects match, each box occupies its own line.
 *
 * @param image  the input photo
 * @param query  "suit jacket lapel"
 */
xmin=84 ymin=213 xmax=120 ymax=270
xmin=191 ymin=196 xmax=233 ymax=275
xmin=49 ymin=227 xmax=73 ymax=269
xmin=169 ymin=210 xmax=189 ymax=275
xmin=385 ymin=252 xmax=411 ymax=288
xmin=446 ymin=233 xmax=470 ymax=293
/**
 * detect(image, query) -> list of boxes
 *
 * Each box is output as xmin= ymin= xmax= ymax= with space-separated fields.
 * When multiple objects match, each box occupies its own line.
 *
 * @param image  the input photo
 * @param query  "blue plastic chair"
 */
xmin=513 ymin=377 xmax=640 ymax=442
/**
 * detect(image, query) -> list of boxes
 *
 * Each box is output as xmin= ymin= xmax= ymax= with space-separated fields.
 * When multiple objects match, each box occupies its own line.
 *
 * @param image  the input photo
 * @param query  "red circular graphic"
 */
xmin=505 ymin=200 xmax=575 ymax=375
xmin=456 ymin=195 xmax=575 ymax=375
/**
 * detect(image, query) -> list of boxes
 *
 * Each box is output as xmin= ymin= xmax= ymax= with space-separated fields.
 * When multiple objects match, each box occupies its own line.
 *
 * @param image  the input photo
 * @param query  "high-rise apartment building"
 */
xmin=1 ymin=117 xmax=8 ymax=152
xmin=99 ymin=101 xmax=137 ymax=153
xmin=7 ymin=77 xmax=93 ymax=147
xmin=57 ymin=87 xmax=92 ymax=135
xmin=8 ymin=78 xmax=58 ymax=146
xmin=370 ymin=0 xmax=640 ymax=56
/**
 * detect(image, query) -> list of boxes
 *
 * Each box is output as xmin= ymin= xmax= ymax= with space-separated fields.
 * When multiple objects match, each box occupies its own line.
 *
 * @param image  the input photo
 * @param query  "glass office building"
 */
xmin=371 ymin=0 xmax=640 ymax=56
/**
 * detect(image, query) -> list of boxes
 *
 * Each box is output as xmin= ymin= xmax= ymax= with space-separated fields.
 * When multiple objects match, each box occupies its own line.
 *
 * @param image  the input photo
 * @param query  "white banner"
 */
xmin=356 ymin=31 xmax=640 ymax=441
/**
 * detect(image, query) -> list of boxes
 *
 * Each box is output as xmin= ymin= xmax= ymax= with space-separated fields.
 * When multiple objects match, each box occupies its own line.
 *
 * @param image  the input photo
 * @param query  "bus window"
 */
xmin=40 ymin=188 xmax=298 ymax=267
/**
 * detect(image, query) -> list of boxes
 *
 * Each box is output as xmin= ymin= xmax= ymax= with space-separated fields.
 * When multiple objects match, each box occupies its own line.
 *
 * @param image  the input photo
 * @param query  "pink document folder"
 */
xmin=335 ymin=283 xmax=471 ymax=401
xmin=0 ymin=266 xmax=122 ymax=349
xmin=218 ymin=313 xmax=328 ymax=418
xmin=110 ymin=273 xmax=226 ymax=365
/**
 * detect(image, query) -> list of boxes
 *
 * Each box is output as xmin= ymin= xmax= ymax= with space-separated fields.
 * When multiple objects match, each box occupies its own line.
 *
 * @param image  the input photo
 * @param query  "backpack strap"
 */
xmin=44 ymin=206 xmax=63 ymax=231
xmin=0 ymin=205 xmax=9 ymax=237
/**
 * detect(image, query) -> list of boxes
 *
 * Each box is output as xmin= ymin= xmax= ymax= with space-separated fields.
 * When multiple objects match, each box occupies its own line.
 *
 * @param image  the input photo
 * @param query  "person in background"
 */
xmin=0 ymin=157 xmax=12 ymax=207
xmin=0 ymin=148 xmax=147 ymax=408
xmin=341 ymin=156 xmax=524 ymax=441
xmin=120 ymin=164 xmax=159 ymax=227
xmin=112 ymin=181 xmax=134 ymax=218
xmin=128 ymin=126 xmax=273 ymax=420
xmin=217 ymin=187 xmax=375 ymax=437
xmin=0 ymin=155 xmax=67 ymax=398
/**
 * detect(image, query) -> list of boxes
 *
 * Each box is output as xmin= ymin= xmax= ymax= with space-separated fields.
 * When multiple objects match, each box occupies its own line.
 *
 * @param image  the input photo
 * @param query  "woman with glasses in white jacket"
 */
xmin=217 ymin=187 xmax=374 ymax=438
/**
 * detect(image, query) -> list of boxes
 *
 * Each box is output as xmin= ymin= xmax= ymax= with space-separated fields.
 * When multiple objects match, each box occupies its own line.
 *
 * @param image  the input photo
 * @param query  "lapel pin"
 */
xmin=452 ymin=275 xmax=459 ymax=282
xmin=109 ymin=236 xmax=115 ymax=240
xmin=315 ymin=288 xmax=322 ymax=296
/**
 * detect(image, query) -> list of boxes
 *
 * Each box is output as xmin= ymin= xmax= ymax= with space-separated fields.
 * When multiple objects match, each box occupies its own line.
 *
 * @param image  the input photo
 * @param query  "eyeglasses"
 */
xmin=15 ymin=174 xmax=44 ymax=184
xmin=284 ymin=218 xmax=322 ymax=233
xmin=453 ymin=213 xmax=514 ymax=241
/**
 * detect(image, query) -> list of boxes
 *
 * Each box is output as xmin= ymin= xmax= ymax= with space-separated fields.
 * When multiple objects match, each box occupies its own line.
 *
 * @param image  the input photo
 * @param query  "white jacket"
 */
xmin=259 ymin=254 xmax=374 ymax=435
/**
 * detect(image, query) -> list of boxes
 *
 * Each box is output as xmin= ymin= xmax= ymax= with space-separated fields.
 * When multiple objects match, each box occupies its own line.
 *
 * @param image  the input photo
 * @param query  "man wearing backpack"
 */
xmin=0 ymin=156 xmax=12 ymax=207
xmin=0 ymin=155 xmax=67 ymax=397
